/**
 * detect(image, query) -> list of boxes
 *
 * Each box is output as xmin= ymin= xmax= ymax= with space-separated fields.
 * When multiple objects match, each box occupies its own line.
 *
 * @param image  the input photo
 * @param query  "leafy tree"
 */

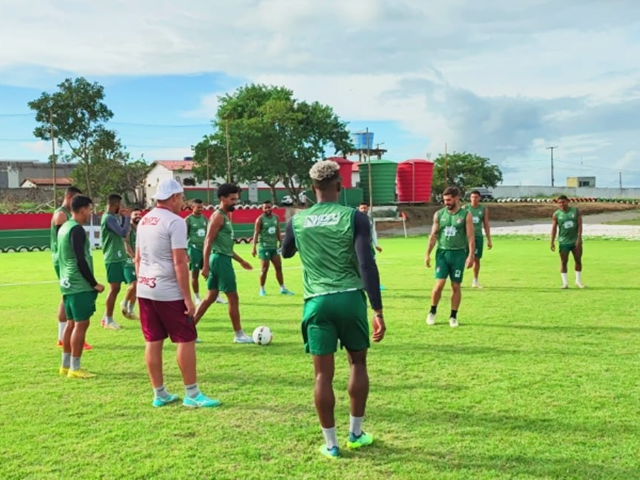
xmin=28 ymin=77 xmax=128 ymax=199
xmin=431 ymin=152 xmax=503 ymax=199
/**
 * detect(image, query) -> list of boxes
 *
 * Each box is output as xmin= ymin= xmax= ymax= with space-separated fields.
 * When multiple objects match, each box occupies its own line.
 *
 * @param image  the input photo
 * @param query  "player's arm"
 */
xmin=106 ymin=214 xmax=131 ymax=238
xmin=484 ymin=207 xmax=492 ymax=249
xmin=371 ymin=218 xmax=382 ymax=252
xmin=185 ymin=216 xmax=191 ymax=239
xmin=281 ymin=219 xmax=297 ymax=258
xmin=170 ymin=219 xmax=194 ymax=315
xmin=70 ymin=225 xmax=102 ymax=291
xmin=550 ymin=212 xmax=558 ymax=250
xmin=353 ymin=211 xmax=385 ymax=343
xmin=124 ymin=229 xmax=135 ymax=259
xmin=276 ymin=218 xmax=283 ymax=246
xmin=465 ymin=212 xmax=476 ymax=267
xmin=135 ymin=245 xmax=140 ymax=277
xmin=202 ymin=213 xmax=224 ymax=276
xmin=52 ymin=210 xmax=67 ymax=229
xmin=425 ymin=213 xmax=439 ymax=267
xmin=251 ymin=217 xmax=262 ymax=256
xmin=576 ymin=209 xmax=583 ymax=246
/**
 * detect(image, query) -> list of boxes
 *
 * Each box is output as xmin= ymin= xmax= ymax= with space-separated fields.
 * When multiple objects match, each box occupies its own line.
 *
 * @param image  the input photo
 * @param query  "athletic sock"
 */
xmin=473 ymin=277 xmax=478 ymax=284
xmin=235 ymin=329 xmax=245 ymax=338
xmin=451 ymin=310 xmax=458 ymax=319
xmin=321 ymin=427 xmax=338 ymax=449
xmin=260 ymin=287 xmax=266 ymax=293
xmin=350 ymin=415 xmax=364 ymax=437
xmin=58 ymin=322 xmax=66 ymax=341
xmin=280 ymin=285 xmax=286 ymax=292
xmin=185 ymin=383 xmax=200 ymax=399
xmin=154 ymin=385 xmax=170 ymax=399
xmin=105 ymin=315 xmax=115 ymax=324
xmin=576 ymin=271 xmax=582 ymax=283
xmin=62 ymin=352 xmax=71 ymax=369
xmin=194 ymin=293 xmax=201 ymax=302
xmin=429 ymin=305 xmax=437 ymax=315
xmin=561 ymin=273 xmax=568 ymax=285
xmin=128 ymin=303 xmax=134 ymax=314
xmin=70 ymin=356 xmax=81 ymax=371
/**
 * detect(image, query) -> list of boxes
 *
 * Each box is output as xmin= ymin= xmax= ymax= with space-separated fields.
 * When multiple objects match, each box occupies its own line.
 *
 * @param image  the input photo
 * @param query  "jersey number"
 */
xmin=444 ymin=226 xmax=457 ymax=237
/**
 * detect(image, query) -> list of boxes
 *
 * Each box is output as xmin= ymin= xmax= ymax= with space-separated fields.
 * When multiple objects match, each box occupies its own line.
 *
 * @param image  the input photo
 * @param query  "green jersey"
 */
xmin=436 ymin=207 xmax=469 ymax=251
xmin=555 ymin=207 xmax=580 ymax=245
xmin=58 ymin=220 xmax=94 ymax=295
xmin=101 ymin=213 xmax=126 ymax=264
xmin=258 ymin=214 xmax=279 ymax=249
xmin=126 ymin=226 xmax=137 ymax=266
xmin=466 ymin=204 xmax=486 ymax=237
xmin=50 ymin=206 xmax=71 ymax=265
xmin=212 ymin=210 xmax=234 ymax=257
xmin=186 ymin=214 xmax=208 ymax=250
xmin=292 ymin=202 xmax=363 ymax=299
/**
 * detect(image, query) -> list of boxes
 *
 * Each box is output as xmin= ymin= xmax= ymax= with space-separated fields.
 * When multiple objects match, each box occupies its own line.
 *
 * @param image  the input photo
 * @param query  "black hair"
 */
xmin=443 ymin=186 xmax=460 ymax=197
xmin=262 ymin=200 xmax=272 ymax=205
xmin=558 ymin=194 xmax=569 ymax=201
xmin=359 ymin=202 xmax=369 ymax=207
xmin=66 ymin=186 xmax=82 ymax=196
xmin=217 ymin=183 xmax=241 ymax=199
xmin=132 ymin=206 xmax=143 ymax=212
xmin=71 ymin=195 xmax=93 ymax=212
xmin=107 ymin=193 xmax=122 ymax=206
xmin=470 ymin=190 xmax=481 ymax=196
xmin=192 ymin=198 xmax=203 ymax=205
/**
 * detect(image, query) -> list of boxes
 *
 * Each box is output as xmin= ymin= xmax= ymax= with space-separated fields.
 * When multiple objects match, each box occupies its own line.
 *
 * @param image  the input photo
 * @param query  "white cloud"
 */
xmin=20 ymin=141 xmax=49 ymax=154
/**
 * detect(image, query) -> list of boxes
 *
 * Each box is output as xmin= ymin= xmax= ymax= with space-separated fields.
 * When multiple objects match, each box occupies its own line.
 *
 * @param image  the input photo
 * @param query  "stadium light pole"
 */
xmin=547 ymin=146 xmax=558 ymax=187
xmin=366 ymin=128 xmax=373 ymax=209
xmin=206 ymin=147 xmax=210 ymax=206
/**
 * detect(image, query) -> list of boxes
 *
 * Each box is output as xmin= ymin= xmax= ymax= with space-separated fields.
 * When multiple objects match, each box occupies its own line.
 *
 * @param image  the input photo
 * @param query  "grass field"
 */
xmin=606 ymin=216 xmax=640 ymax=226
xmin=2 ymin=238 xmax=640 ymax=479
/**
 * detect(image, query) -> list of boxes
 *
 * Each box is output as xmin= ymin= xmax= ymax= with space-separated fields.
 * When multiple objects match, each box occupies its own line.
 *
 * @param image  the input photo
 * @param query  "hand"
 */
xmin=550 ymin=243 xmax=556 ymax=252
xmin=425 ymin=255 xmax=431 ymax=268
xmin=240 ymin=260 xmax=253 ymax=271
xmin=94 ymin=283 xmax=105 ymax=293
xmin=251 ymin=248 xmax=257 ymax=258
xmin=466 ymin=255 xmax=475 ymax=269
xmin=120 ymin=208 xmax=131 ymax=217
xmin=372 ymin=313 xmax=386 ymax=343
xmin=201 ymin=266 xmax=209 ymax=279
xmin=184 ymin=299 xmax=195 ymax=317
xmin=487 ymin=239 xmax=493 ymax=250
xmin=375 ymin=246 xmax=382 ymax=253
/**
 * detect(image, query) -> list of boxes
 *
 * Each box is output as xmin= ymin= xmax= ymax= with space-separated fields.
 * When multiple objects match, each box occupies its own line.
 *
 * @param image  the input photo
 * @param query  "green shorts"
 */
xmin=54 ymin=263 xmax=60 ymax=279
xmin=560 ymin=243 xmax=580 ymax=252
xmin=258 ymin=248 xmax=279 ymax=262
xmin=474 ymin=236 xmax=484 ymax=259
xmin=435 ymin=249 xmax=466 ymax=283
xmin=63 ymin=291 xmax=98 ymax=322
xmin=188 ymin=245 xmax=204 ymax=272
xmin=302 ymin=290 xmax=370 ymax=356
xmin=105 ymin=262 xmax=126 ymax=284
xmin=207 ymin=253 xmax=237 ymax=293
xmin=124 ymin=262 xmax=136 ymax=284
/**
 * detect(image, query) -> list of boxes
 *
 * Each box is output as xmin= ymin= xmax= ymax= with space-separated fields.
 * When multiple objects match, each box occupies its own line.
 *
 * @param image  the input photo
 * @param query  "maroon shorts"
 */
xmin=138 ymin=298 xmax=197 ymax=343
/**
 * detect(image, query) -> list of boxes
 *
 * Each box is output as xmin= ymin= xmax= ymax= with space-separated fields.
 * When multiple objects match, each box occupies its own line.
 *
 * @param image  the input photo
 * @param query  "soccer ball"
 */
xmin=252 ymin=326 xmax=273 ymax=346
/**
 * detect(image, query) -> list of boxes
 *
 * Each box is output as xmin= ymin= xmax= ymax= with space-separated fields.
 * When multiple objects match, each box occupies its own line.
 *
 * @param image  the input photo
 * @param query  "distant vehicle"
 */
xmin=465 ymin=187 xmax=494 ymax=201
xmin=280 ymin=192 xmax=307 ymax=206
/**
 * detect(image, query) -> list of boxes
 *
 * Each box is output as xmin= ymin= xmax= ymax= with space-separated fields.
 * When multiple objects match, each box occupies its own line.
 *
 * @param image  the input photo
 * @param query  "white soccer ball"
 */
xmin=252 ymin=326 xmax=273 ymax=346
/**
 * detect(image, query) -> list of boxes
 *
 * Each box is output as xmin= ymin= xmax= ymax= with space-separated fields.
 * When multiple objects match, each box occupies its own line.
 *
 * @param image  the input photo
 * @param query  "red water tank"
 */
xmin=326 ymin=156 xmax=353 ymax=188
xmin=397 ymin=159 xmax=434 ymax=203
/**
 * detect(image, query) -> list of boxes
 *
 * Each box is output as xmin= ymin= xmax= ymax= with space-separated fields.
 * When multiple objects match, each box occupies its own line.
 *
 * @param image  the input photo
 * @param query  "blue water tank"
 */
xmin=351 ymin=131 xmax=374 ymax=150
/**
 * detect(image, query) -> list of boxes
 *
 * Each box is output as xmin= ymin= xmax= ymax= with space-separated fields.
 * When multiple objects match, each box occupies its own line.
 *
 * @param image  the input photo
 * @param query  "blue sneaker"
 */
xmin=259 ymin=290 xmax=266 ymax=297
xmin=152 ymin=393 xmax=179 ymax=408
xmin=380 ymin=285 xmax=386 ymax=291
xmin=280 ymin=289 xmax=295 ymax=296
xmin=319 ymin=445 xmax=340 ymax=460
xmin=347 ymin=431 xmax=374 ymax=449
xmin=183 ymin=392 xmax=221 ymax=409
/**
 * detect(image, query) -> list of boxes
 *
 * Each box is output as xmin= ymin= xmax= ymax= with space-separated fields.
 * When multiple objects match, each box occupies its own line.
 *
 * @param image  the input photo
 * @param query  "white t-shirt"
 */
xmin=136 ymin=207 xmax=187 ymax=301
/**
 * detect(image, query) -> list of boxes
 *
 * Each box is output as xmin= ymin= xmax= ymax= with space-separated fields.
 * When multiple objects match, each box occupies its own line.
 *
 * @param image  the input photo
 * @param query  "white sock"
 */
xmin=349 ymin=415 xmax=364 ymax=437
xmin=321 ymin=427 xmax=338 ymax=449
xmin=280 ymin=285 xmax=286 ymax=291
xmin=473 ymin=278 xmax=478 ymax=284
xmin=260 ymin=286 xmax=266 ymax=292
xmin=128 ymin=303 xmax=134 ymax=314
xmin=561 ymin=273 xmax=568 ymax=286
xmin=576 ymin=271 xmax=582 ymax=283
xmin=58 ymin=322 xmax=66 ymax=342
xmin=235 ymin=329 xmax=245 ymax=338
xmin=105 ymin=315 xmax=114 ymax=323
xmin=195 ymin=293 xmax=201 ymax=301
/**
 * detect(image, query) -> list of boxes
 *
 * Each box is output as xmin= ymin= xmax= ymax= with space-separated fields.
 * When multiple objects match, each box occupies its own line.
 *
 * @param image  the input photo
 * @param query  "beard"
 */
xmin=227 ymin=205 xmax=236 ymax=212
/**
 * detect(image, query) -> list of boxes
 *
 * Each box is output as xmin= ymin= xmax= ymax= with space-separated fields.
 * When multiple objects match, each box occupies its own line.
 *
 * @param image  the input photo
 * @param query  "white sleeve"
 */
xmin=371 ymin=219 xmax=379 ymax=247
xmin=170 ymin=218 xmax=188 ymax=250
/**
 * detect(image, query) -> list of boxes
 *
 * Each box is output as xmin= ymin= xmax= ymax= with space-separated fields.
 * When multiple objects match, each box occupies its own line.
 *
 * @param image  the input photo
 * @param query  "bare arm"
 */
xmin=202 ymin=213 xmax=224 ymax=273
xmin=576 ymin=209 xmax=583 ymax=245
xmin=251 ymin=217 xmax=262 ymax=253
xmin=483 ymin=207 xmax=492 ymax=247
xmin=426 ymin=213 xmax=439 ymax=258
xmin=371 ymin=219 xmax=379 ymax=247
xmin=135 ymin=246 xmax=140 ymax=277
xmin=466 ymin=212 xmax=476 ymax=265
xmin=550 ymin=213 xmax=558 ymax=248
xmin=125 ymin=230 xmax=135 ymax=259
xmin=276 ymin=221 xmax=282 ymax=245
xmin=52 ymin=210 xmax=67 ymax=228
xmin=172 ymin=249 xmax=192 ymax=302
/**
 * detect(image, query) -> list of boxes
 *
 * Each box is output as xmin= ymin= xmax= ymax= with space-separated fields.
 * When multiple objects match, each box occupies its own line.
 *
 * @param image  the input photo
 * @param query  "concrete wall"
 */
xmin=0 ymin=161 xmax=77 ymax=188
xmin=493 ymin=185 xmax=640 ymax=199
xmin=0 ymin=187 xmax=56 ymax=205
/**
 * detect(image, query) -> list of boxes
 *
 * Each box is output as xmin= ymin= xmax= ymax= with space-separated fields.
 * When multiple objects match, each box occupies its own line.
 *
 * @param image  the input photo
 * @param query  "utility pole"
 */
xmin=366 ymin=128 xmax=373 ymax=208
xmin=619 ymin=171 xmax=622 ymax=190
xmin=444 ymin=143 xmax=448 ymax=186
xmin=546 ymin=146 xmax=558 ymax=187
xmin=225 ymin=118 xmax=231 ymax=183
xmin=49 ymin=110 xmax=57 ymax=205
xmin=206 ymin=147 xmax=210 ymax=205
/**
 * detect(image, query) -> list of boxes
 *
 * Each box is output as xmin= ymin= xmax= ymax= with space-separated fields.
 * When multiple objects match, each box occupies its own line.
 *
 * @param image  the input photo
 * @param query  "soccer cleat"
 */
xmin=101 ymin=319 xmax=122 ymax=330
xmin=449 ymin=317 xmax=459 ymax=328
xmin=127 ymin=312 xmax=139 ymax=321
xmin=259 ymin=290 xmax=267 ymax=297
xmin=120 ymin=302 xmax=129 ymax=317
xmin=280 ymin=289 xmax=295 ymax=296
xmin=319 ymin=445 xmax=340 ymax=460
xmin=576 ymin=282 xmax=586 ymax=289
xmin=152 ymin=393 xmax=180 ymax=408
xmin=347 ymin=432 xmax=374 ymax=449
xmin=380 ymin=285 xmax=386 ymax=291
xmin=83 ymin=342 xmax=93 ymax=351
xmin=426 ymin=313 xmax=436 ymax=326
xmin=233 ymin=333 xmax=254 ymax=344
xmin=67 ymin=368 xmax=96 ymax=379
xmin=59 ymin=367 xmax=69 ymax=376
xmin=182 ymin=393 xmax=221 ymax=408
xmin=472 ymin=282 xmax=483 ymax=289
xmin=57 ymin=340 xmax=63 ymax=348
xmin=215 ymin=296 xmax=228 ymax=304
xmin=561 ymin=284 xmax=569 ymax=290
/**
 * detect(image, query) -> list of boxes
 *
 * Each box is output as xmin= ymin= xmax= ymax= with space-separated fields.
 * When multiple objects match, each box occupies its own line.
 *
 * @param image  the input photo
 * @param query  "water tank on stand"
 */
xmin=351 ymin=131 xmax=374 ymax=150
xmin=397 ymin=159 xmax=434 ymax=203
xmin=326 ymin=157 xmax=353 ymax=188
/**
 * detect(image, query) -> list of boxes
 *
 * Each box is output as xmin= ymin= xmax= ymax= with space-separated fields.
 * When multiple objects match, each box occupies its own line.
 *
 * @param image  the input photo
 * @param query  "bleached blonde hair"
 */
xmin=309 ymin=160 xmax=340 ymax=182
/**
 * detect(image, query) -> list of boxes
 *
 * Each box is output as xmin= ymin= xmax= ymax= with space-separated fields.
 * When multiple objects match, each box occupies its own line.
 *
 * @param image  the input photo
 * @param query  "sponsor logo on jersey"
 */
xmin=141 ymin=216 xmax=160 ymax=226
xmin=138 ymin=276 xmax=157 ymax=288
xmin=304 ymin=213 xmax=340 ymax=228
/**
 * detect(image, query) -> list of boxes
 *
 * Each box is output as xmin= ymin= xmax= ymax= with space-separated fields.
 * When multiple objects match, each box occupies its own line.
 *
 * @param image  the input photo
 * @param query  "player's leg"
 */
xmin=191 ymin=269 xmax=200 ymax=303
xmin=472 ymin=236 xmax=484 ymax=288
xmin=121 ymin=267 xmax=138 ymax=320
xmin=103 ymin=263 xmax=124 ymax=328
xmin=314 ymin=354 xmax=339 ymax=458
xmin=67 ymin=292 xmax=97 ymax=378
xmin=57 ymin=298 xmax=67 ymax=347
xmin=259 ymin=252 xmax=270 ymax=296
xmin=572 ymin=244 xmax=585 ymax=288
xmin=448 ymin=250 xmax=465 ymax=327
xmin=60 ymin=296 xmax=74 ymax=375
xmin=193 ymin=287 xmax=219 ymax=325
xmin=428 ymin=279 xmax=447 ymax=325
xmin=271 ymin=254 xmax=294 ymax=295
xmin=450 ymin=282 xmax=462 ymax=328
xmin=220 ymin=255 xmax=252 ymax=343
xmin=559 ymin=248 xmax=570 ymax=288
xmin=346 ymin=349 xmax=374 ymax=448
xmin=189 ymin=247 xmax=203 ymax=304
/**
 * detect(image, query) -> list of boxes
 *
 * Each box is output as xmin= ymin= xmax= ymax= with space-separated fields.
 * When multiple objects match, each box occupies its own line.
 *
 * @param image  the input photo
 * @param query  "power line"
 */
xmin=0 ymin=112 xmax=34 ymax=117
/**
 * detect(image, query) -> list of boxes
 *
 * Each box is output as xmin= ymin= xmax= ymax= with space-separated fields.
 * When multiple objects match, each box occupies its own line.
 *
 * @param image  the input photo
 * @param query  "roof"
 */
xmin=155 ymin=160 xmax=194 ymax=171
xmin=21 ymin=178 xmax=72 ymax=186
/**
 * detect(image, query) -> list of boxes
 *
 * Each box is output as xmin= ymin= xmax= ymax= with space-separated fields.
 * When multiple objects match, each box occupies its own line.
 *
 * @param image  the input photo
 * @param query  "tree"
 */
xmin=28 ymin=77 xmax=127 ymax=199
xmin=193 ymin=84 xmax=353 ymax=204
xmin=431 ymin=152 xmax=503 ymax=199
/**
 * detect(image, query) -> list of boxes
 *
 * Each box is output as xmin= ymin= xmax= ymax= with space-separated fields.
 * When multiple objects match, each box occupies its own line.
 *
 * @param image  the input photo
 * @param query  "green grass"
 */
xmin=606 ymin=216 xmax=640 ymax=226
xmin=2 ymin=238 xmax=640 ymax=479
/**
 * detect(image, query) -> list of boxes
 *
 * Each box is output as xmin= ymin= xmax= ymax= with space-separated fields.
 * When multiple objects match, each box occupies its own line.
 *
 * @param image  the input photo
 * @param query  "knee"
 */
xmin=451 ymin=284 xmax=461 ymax=293
xmin=315 ymin=371 xmax=334 ymax=384
xmin=111 ymin=284 xmax=121 ymax=294
xmin=261 ymin=267 xmax=269 ymax=275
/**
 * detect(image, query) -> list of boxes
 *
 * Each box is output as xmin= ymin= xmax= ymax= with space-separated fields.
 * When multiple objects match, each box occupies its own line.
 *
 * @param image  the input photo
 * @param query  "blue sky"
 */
xmin=1 ymin=0 xmax=640 ymax=187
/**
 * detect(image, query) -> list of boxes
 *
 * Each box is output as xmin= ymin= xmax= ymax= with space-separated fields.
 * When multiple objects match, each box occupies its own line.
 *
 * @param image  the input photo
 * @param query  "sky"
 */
xmin=1 ymin=0 xmax=640 ymax=187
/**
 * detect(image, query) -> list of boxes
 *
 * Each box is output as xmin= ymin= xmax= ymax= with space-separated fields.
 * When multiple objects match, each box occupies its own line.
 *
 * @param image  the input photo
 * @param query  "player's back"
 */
xmin=292 ymin=202 xmax=363 ymax=299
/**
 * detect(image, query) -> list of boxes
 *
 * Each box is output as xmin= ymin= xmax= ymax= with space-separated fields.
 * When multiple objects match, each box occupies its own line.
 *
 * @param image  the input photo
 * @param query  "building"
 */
xmin=566 ymin=176 xmax=596 ymax=188
xmin=0 ymin=160 xmax=78 ymax=188
xmin=21 ymin=178 xmax=73 ymax=188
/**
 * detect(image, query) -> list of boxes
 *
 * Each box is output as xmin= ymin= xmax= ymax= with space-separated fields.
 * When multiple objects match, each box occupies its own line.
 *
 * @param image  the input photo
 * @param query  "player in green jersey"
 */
xmin=251 ymin=200 xmax=294 ymax=296
xmin=358 ymin=203 xmax=386 ymax=290
xmin=122 ymin=207 xmax=142 ymax=319
xmin=58 ymin=195 xmax=105 ymax=379
xmin=51 ymin=186 xmax=93 ymax=351
xmin=282 ymin=160 xmax=386 ymax=460
xmin=551 ymin=195 xmax=585 ymax=289
xmin=425 ymin=186 xmax=475 ymax=328
xmin=466 ymin=190 xmax=493 ymax=288
xmin=100 ymin=193 xmax=131 ymax=330
xmin=193 ymin=184 xmax=254 ymax=344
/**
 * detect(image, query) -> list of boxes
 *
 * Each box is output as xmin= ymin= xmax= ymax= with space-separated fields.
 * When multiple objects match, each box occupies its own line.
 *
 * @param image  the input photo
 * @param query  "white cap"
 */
xmin=152 ymin=178 xmax=184 ymax=201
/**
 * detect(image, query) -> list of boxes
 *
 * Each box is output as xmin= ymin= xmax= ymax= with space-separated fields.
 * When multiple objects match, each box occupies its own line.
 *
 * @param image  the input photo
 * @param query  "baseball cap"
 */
xmin=152 ymin=178 xmax=184 ymax=201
